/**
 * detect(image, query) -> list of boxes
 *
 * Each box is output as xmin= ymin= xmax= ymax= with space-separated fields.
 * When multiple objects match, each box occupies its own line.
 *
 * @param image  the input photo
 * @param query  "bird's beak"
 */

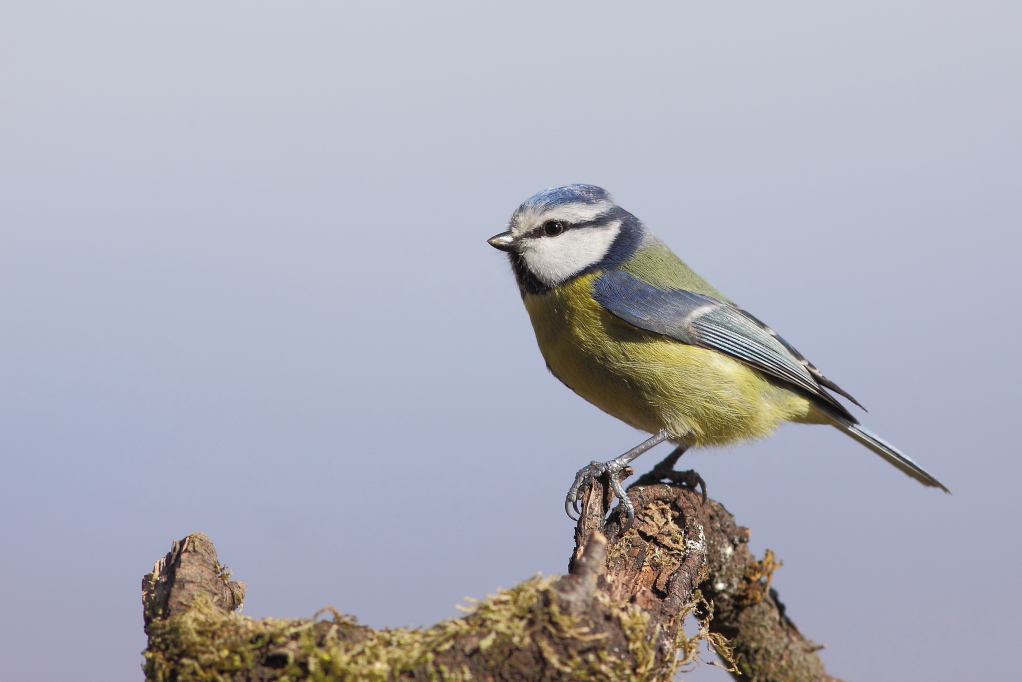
xmin=487 ymin=231 xmax=519 ymax=253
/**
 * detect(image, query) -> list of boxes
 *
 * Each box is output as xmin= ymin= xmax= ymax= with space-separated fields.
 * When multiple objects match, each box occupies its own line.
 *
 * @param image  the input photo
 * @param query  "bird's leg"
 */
xmin=631 ymin=443 xmax=707 ymax=503
xmin=565 ymin=430 xmax=670 ymax=527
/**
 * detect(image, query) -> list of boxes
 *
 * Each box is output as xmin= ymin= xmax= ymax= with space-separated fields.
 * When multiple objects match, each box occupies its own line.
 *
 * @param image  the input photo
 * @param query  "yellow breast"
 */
xmin=523 ymin=272 xmax=814 ymax=447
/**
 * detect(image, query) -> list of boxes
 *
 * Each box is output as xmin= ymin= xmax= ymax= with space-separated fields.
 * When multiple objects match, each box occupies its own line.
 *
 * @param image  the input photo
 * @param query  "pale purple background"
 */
xmin=1 ymin=3 xmax=1019 ymax=680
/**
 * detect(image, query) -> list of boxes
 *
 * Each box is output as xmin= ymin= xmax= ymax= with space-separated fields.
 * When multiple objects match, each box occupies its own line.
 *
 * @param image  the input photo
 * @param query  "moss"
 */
xmin=144 ymin=573 xmax=713 ymax=682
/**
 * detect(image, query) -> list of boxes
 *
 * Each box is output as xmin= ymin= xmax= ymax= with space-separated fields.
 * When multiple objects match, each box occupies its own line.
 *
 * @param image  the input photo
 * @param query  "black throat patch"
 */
xmin=509 ymin=251 xmax=552 ymax=297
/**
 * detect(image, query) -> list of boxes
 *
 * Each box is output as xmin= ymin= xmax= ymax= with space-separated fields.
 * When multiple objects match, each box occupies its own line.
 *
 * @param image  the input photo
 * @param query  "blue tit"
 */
xmin=487 ymin=184 xmax=948 ymax=525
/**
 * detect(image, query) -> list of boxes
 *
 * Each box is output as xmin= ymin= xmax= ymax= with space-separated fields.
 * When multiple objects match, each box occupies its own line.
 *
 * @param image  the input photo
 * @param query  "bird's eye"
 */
xmin=543 ymin=220 xmax=566 ymax=236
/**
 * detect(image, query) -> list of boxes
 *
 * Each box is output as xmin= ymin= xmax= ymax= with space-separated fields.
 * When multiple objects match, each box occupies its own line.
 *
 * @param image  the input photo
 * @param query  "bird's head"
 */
xmin=488 ymin=184 xmax=645 ymax=294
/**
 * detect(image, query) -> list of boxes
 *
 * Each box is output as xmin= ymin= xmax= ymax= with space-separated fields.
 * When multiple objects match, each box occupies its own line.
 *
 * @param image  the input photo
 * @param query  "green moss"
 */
xmin=144 ymin=573 xmax=715 ymax=682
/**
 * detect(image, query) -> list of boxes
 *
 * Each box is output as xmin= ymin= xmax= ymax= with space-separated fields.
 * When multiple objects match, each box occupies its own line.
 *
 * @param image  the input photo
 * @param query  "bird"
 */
xmin=487 ymin=184 xmax=948 ymax=526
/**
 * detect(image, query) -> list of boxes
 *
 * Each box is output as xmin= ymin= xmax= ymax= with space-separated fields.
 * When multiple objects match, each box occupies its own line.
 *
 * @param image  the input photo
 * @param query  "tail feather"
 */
xmin=833 ymin=419 xmax=950 ymax=493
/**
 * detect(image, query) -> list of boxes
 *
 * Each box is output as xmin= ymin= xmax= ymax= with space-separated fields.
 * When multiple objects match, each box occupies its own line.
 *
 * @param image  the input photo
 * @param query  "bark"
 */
xmin=142 ymin=468 xmax=844 ymax=681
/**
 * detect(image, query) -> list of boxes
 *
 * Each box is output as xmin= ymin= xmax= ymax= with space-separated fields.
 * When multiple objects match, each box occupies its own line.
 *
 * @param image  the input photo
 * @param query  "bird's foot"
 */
xmin=659 ymin=469 xmax=707 ymax=504
xmin=631 ymin=445 xmax=707 ymax=503
xmin=565 ymin=458 xmax=634 ymax=524
xmin=565 ymin=431 xmax=671 ymax=532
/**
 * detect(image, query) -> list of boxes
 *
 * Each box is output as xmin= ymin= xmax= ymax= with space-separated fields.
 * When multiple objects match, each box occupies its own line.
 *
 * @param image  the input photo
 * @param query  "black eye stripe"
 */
xmin=523 ymin=214 xmax=612 ymax=239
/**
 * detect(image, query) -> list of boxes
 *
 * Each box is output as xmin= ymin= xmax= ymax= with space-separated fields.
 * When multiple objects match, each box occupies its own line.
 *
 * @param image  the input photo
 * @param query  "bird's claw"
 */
xmin=565 ymin=460 xmax=605 ymax=521
xmin=670 ymin=469 xmax=707 ymax=504
xmin=629 ymin=445 xmax=706 ymax=504
xmin=564 ymin=459 xmax=636 ymax=529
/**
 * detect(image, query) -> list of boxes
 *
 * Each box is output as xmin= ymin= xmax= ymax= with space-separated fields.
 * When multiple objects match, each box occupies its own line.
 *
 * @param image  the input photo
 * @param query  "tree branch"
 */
xmin=142 ymin=471 xmax=844 ymax=681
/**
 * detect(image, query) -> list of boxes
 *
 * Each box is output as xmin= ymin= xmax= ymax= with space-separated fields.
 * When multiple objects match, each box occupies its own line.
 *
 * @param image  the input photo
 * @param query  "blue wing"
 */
xmin=592 ymin=270 xmax=860 ymax=420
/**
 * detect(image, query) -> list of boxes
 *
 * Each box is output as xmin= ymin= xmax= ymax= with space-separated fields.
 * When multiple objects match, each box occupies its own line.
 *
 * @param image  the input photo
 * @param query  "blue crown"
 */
xmin=520 ymin=184 xmax=612 ymax=212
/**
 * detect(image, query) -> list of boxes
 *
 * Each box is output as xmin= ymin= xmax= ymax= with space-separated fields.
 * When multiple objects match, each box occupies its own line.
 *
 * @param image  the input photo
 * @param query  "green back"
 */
xmin=619 ymin=238 xmax=731 ymax=302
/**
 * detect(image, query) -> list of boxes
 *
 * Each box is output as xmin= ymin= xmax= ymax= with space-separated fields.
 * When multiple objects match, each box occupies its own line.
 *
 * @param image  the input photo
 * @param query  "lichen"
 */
xmin=741 ymin=549 xmax=783 ymax=605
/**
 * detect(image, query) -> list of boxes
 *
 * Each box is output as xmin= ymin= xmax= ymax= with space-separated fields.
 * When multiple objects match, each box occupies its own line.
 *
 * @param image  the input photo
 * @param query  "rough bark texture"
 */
xmin=142 ymin=468 xmax=844 ymax=681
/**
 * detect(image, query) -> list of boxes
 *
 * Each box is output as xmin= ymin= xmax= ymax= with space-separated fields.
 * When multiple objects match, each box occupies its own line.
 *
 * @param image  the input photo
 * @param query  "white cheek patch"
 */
xmin=522 ymin=221 xmax=622 ymax=287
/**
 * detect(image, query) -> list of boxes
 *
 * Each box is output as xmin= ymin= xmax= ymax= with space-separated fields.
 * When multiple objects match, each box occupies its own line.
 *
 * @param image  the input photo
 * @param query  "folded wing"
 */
xmin=592 ymin=270 xmax=858 ymax=421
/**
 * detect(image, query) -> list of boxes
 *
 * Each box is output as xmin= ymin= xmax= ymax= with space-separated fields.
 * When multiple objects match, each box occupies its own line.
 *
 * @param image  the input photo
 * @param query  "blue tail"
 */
xmin=834 ymin=419 xmax=949 ymax=493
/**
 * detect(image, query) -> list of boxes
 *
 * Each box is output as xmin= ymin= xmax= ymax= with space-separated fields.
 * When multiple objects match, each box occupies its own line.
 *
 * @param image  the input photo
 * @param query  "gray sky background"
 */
xmin=1 ymin=2 xmax=1019 ymax=680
